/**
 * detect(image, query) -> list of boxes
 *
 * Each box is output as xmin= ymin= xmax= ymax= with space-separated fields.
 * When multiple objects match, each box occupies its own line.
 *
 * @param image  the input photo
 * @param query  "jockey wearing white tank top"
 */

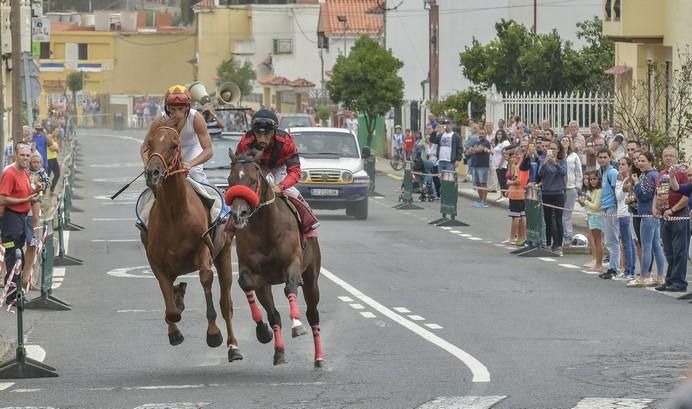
xmin=163 ymin=108 xmax=211 ymax=184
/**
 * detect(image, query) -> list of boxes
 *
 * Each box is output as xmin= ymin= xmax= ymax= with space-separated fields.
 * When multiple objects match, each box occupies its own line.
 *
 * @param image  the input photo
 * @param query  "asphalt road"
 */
xmin=1 ymin=128 xmax=692 ymax=409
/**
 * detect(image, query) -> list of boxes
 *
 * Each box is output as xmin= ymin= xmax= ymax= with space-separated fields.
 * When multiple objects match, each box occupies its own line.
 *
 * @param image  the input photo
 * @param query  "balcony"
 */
xmin=38 ymin=59 xmax=114 ymax=73
xmin=603 ymin=0 xmax=664 ymax=43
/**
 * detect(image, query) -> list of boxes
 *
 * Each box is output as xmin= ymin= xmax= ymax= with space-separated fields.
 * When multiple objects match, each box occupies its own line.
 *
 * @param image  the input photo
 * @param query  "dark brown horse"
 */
xmin=225 ymin=150 xmax=324 ymax=367
xmin=140 ymin=117 xmax=242 ymax=362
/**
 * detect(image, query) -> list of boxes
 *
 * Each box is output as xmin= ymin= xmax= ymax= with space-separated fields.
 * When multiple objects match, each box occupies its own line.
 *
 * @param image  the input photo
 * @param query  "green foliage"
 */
xmin=216 ymin=59 xmax=257 ymax=99
xmin=459 ymin=17 xmax=614 ymax=93
xmin=427 ymin=89 xmax=485 ymax=124
xmin=326 ymin=36 xmax=404 ymax=146
xmin=66 ymin=71 xmax=83 ymax=94
xmin=316 ymin=106 xmax=332 ymax=124
xmin=180 ymin=0 xmax=194 ymax=26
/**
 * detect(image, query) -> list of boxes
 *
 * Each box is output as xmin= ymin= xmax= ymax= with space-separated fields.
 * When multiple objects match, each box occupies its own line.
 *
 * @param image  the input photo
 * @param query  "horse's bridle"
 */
xmin=146 ymin=126 xmax=187 ymax=179
xmin=230 ymin=160 xmax=276 ymax=215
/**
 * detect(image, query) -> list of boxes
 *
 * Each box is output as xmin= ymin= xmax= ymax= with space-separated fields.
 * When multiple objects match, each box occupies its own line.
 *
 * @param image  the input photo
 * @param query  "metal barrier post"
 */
xmin=63 ymin=173 xmax=83 ymax=231
xmin=512 ymin=185 xmax=553 ymax=257
xmin=25 ymin=222 xmax=71 ymax=310
xmin=393 ymin=160 xmax=423 ymax=210
xmin=53 ymin=195 xmax=83 ymax=266
xmin=0 ymin=250 xmax=59 ymax=378
xmin=430 ymin=170 xmax=469 ymax=227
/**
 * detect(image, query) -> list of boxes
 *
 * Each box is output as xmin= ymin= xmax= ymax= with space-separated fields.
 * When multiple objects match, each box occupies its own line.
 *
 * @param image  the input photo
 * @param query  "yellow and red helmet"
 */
xmin=165 ymin=84 xmax=192 ymax=107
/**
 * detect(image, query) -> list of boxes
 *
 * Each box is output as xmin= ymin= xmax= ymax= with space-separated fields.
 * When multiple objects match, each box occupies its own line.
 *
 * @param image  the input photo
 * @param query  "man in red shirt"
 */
xmin=0 ymin=144 xmax=39 ymax=303
xmin=403 ymin=129 xmax=415 ymax=161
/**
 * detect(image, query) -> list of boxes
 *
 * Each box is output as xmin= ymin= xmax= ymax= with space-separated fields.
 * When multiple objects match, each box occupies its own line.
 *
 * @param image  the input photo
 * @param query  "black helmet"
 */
xmin=251 ymin=109 xmax=278 ymax=133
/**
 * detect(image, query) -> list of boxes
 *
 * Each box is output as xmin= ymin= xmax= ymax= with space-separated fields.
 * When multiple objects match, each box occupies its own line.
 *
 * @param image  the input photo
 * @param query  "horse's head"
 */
xmin=144 ymin=119 xmax=183 ymax=189
xmin=224 ymin=149 xmax=267 ymax=229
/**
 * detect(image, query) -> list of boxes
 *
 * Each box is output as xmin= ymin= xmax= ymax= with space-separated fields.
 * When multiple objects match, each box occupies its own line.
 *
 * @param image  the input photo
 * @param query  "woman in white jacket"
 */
xmin=560 ymin=135 xmax=583 ymax=243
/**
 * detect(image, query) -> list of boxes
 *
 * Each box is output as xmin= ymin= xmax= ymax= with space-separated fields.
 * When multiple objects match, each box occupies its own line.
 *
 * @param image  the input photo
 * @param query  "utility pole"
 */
xmin=427 ymin=0 xmax=439 ymax=101
xmin=0 ymin=7 xmax=4 ymax=158
xmin=532 ymin=0 xmax=537 ymax=34
xmin=11 ymin=0 xmax=22 ymax=146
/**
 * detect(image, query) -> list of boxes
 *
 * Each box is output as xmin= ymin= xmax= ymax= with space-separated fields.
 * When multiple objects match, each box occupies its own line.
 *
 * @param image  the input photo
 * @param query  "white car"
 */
xmin=291 ymin=127 xmax=370 ymax=220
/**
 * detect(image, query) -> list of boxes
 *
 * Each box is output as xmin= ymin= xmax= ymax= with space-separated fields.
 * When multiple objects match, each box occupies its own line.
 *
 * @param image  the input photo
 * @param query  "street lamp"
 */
xmin=337 ymin=15 xmax=348 ymax=55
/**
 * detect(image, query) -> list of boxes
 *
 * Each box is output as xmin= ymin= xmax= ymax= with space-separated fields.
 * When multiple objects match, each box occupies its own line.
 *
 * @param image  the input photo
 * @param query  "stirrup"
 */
xmin=135 ymin=221 xmax=147 ymax=233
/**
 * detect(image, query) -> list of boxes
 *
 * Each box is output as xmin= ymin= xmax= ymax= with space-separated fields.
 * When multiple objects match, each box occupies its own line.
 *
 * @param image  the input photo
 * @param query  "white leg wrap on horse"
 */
xmin=291 ymin=318 xmax=303 ymax=328
xmin=229 ymin=344 xmax=239 ymax=350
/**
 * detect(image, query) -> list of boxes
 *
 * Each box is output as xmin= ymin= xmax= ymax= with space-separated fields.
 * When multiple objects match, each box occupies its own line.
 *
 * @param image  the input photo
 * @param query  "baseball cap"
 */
xmin=394 ymin=124 xmax=402 ymax=129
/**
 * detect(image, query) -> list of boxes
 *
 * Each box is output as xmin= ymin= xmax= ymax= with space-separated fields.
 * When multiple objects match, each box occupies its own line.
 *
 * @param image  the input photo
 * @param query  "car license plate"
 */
xmin=311 ymin=188 xmax=339 ymax=197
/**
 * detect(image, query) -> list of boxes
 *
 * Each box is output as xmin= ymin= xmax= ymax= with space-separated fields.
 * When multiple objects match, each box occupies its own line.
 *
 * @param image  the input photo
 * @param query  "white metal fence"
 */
xmin=485 ymin=84 xmax=613 ymax=131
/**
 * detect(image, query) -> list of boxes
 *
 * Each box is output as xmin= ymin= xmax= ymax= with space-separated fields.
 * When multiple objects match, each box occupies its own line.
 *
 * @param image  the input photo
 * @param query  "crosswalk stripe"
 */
xmin=416 ymin=396 xmax=507 ymax=408
xmin=571 ymin=397 xmax=654 ymax=408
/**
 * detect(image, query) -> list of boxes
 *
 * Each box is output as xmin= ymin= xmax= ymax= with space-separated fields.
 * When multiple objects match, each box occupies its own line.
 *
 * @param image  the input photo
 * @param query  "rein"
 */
xmin=146 ymin=126 xmax=187 ymax=179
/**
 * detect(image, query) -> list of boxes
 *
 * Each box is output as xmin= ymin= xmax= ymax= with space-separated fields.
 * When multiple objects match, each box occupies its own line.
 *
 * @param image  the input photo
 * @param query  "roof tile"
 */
xmin=321 ymin=0 xmax=383 ymax=37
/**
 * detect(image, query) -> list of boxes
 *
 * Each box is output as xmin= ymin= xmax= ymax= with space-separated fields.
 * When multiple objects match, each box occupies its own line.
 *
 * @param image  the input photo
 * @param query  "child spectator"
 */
xmin=403 ymin=129 xmax=415 ymax=161
xmin=505 ymin=149 xmax=528 ymax=245
xmin=23 ymin=152 xmax=49 ymax=289
xmin=578 ymin=170 xmax=604 ymax=271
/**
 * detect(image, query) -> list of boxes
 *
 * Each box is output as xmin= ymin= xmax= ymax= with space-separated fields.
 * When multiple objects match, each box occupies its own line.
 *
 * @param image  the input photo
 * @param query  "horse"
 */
xmin=140 ymin=117 xmax=243 ymax=362
xmin=224 ymin=150 xmax=325 ymax=368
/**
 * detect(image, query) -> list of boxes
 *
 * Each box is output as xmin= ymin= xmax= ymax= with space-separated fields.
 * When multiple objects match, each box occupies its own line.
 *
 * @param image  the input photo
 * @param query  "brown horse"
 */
xmin=140 ymin=117 xmax=242 ymax=362
xmin=225 ymin=150 xmax=325 ymax=367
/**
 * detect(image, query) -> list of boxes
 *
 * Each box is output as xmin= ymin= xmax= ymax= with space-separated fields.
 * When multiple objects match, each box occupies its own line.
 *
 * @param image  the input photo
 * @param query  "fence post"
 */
xmin=25 ymin=221 xmax=72 ymax=311
xmin=393 ymin=160 xmax=423 ymax=210
xmin=0 ymin=250 xmax=59 ymax=378
xmin=429 ymin=170 xmax=469 ymax=227
xmin=53 ymin=194 xmax=83 ymax=267
xmin=512 ymin=185 xmax=553 ymax=257
xmin=62 ymin=170 xmax=84 ymax=231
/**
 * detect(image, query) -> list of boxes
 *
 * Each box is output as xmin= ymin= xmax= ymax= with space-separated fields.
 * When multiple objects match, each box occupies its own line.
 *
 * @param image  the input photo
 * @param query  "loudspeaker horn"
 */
xmin=217 ymin=82 xmax=241 ymax=106
xmin=188 ymin=81 xmax=211 ymax=105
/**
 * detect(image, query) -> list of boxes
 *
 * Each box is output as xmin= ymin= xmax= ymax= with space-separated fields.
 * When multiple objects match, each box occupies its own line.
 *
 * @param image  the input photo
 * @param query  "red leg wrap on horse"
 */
xmin=245 ymin=291 xmax=263 ymax=322
xmin=287 ymin=293 xmax=301 ymax=320
xmin=312 ymin=325 xmax=324 ymax=361
xmin=272 ymin=324 xmax=285 ymax=351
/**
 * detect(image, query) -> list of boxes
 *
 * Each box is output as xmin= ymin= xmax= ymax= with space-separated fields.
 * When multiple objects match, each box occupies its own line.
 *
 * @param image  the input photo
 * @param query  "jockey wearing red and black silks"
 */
xmin=235 ymin=129 xmax=301 ymax=191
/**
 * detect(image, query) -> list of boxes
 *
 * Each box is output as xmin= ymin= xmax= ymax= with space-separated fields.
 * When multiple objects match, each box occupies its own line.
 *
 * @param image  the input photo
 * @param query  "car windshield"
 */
xmin=208 ymin=136 xmax=240 ymax=168
xmin=280 ymin=116 xmax=312 ymax=129
xmin=293 ymin=131 xmax=359 ymax=158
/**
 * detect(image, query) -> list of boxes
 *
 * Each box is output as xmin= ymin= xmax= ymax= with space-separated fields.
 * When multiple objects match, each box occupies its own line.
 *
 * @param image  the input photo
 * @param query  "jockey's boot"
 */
xmin=290 ymin=196 xmax=320 ymax=233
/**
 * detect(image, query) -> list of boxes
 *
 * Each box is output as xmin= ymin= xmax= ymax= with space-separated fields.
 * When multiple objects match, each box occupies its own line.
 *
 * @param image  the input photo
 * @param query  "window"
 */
xmin=604 ymin=0 xmax=611 ymax=21
xmin=613 ymin=0 xmax=621 ymax=21
xmin=39 ymin=42 xmax=50 ymax=59
xmin=273 ymin=39 xmax=292 ymax=55
xmin=78 ymin=43 xmax=88 ymax=60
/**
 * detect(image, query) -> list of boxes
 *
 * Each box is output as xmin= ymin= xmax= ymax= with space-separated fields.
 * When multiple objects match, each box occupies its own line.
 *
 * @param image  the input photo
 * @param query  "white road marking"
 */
xmin=538 ymin=257 xmax=556 ymax=262
xmin=493 ymin=244 xmax=505 ymax=247
xmin=92 ymin=217 xmax=137 ymax=221
xmin=417 ymin=396 xmax=507 ymax=408
xmin=101 ymin=201 xmax=136 ymax=205
xmin=360 ymin=311 xmax=376 ymax=318
xmin=337 ymin=296 xmax=353 ymax=302
xmin=425 ymin=323 xmax=443 ymax=330
xmin=99 ymin=132 xmax=143 ymax=144
xmin=468 ymin=237 xmax=483 ymax=241
xmin=582 ymin=270 xmax=601 ymax=275
xmin=53 ymin=268 xmax=65 ymax=277
xmin=321 ymin=267 xmax=490 ymax=383
xmin=64 ymin=231 xmax=70 ymax=255
xmin=10 ymin=388 xmax=42 ymax=392
xmin=90 ymin=162 xmax=142 ymax=168
xmin=439 ymin=226 xmax=452 ymax=230
xmin=393 ymin=307 xmax=410 ymax=313
xmin=106 ymin=265 xmax=238 ymax=279
xmin=572 ymin=398 xmax=654 ymax=409
xmin=25 ymin=344 xmax=46 ymax=362
xmin=0 ymin=382 xmax=13 ymax=391
xmin=408 ymin=315 xmax=425 ymax=321
xmin=449 ymin=230 xmax=461 ymax=234
xmin=349 ymin=303 xmax=365 ymax=310
xmin=94 ymin=193 xmax=141 ymax=201
xmin=459 ymin=234 xmax=472 ymax=237
xmin=92 ymin=239 xmax=139 ymax=242
xmin=134 ymin=404 xmax=211 ymax=409
xmin=558 ymin=264 xmax=581 ymax=269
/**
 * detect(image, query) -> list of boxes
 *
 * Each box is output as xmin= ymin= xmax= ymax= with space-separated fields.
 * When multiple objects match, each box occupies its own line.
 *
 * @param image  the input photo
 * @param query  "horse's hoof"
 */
xmin=168 ymin=329 xmax=184 ymax=346
xmin=273 ymin=350 xmax=286 ymax=365
xmin=292 ymin=324 xmax=308 ymax=338
xmin=228 ymin=347 xmax=243 ymax=362
xmin=256 ymin=322 xmax=273 ymax=344
xmin=206 ymin=332 xmax=223 ymax=348
xmin=314 ymin=359 xmax=326 ymax=369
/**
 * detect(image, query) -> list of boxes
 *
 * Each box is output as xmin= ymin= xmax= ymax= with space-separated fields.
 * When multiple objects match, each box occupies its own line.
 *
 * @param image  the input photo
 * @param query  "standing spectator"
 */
xmin=32 ymin=124 xmax=49 ymax=170
xmin=435 ymin=120 xmax=463 ymax=173
xmin=579 ymin=171 xmax=604 ymax=270
xmin=568 ymin=120 xmax=586 ymax=168
xmin=403 ymin=129 xmax=415 ymax=161
xmin=506 ymin=148 xmax=528 ymax=245
xmin=0 ymin=144 xmax=39 ymax=304
xmin=628 ymin=151 xmax=665 ymax=288
xmin=560 ymin=134 xmax=582 ymax=244
xmin=538 ymin=141 xmax=567 ymax=256
xmin=47 ymin=128 xmax=61 ymax=193
xmin=610 ymin=133 xmax=626 ymax=161
xmin=655 ymin=147 xmax=689 ymax=291
xmin=468 ymin=128 xmax=491 ymax=207
xmin=463 ymin=123 xmax=480 ymax=183
xmin=584 ymin=123 xmax=603 ymax=171
xmin=615 ymin=157 xmax=636 ymax=280
xmin=600 ymin=119 xmax=614 ymax=144
xmin=392 ymin=125 xmax=404 ymax=160
xmin=202 ymin=104 xmax=225 ymax=140
xmin=345 ymin=112 xmax=359 ymax=136
xmin=597 ymin=147 xmax=621 ymax=279
xmin=492 ymin=129 xmax=511 ymax=201
xmin=23 ymin=152 xmax=49 ymax=289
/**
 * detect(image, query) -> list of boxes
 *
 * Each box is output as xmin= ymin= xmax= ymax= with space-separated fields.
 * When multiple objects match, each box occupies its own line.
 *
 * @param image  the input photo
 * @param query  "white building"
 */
xmin=387 ymin=0 xmax=601 ymax=101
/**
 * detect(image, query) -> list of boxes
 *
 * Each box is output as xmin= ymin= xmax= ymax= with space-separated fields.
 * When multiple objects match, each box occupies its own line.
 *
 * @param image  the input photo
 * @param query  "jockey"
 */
xmin=235 ymin=109 xmax=320 ymax=234
xmin=140 ymin=84 xmax=212 ymax=184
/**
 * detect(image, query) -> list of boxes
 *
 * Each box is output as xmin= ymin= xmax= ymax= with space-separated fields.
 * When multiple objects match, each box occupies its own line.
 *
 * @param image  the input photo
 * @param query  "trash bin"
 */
xmin=113 ymin=113 xmax=124 ymax=130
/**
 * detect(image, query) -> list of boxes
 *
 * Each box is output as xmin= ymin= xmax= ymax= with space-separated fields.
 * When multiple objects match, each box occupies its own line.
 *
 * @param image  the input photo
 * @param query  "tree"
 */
xmin=613 ymin=48 xmax=692 ymax=162
xmin=216 ymin=58 xmax=257 ymax=102
xmin=327 ymin=36 xmax=404 ymax=146
xmin=66 ymin=71 xmax=83 ymax=117
xmin=427 ymin=89 xmax=485 ymax=125
xmin=459 ymin=17 xmax=614 ymax=94
xmin=316 ymin=106 xmax=332 ymax=126
xmin=180 ymin=0 xmax=194 ymax=26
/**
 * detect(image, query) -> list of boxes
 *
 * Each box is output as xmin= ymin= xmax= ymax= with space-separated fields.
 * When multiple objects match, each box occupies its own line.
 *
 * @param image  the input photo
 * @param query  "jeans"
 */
xmin=661 ymin=212 xmax=689 ymax=289
xmin=602 ymin=207 xmax=620 ymax=272
xmin=563 ymin=188 xmax=577 ymax=239
xmin=640 ymin=217 xmax=665 ymax=278
xmin=542 ymin=193 xmax=565 ymax=249
xmin=438 ymin=161 xmax=455 ymax=172
xmin=618 ymin=217 xmax=636 ymax=276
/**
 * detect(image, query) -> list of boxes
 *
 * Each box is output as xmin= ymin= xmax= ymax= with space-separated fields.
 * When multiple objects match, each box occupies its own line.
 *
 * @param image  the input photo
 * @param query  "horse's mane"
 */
xmin=145 ymin=115 xmax=185 ymax=142
xmin=234 ymin=149 xmax=264 ymax=163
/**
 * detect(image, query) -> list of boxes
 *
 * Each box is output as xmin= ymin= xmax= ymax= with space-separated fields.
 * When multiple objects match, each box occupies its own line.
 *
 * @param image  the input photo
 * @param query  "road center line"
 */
xmin=321 ymin=267 xmax=490 ymax=383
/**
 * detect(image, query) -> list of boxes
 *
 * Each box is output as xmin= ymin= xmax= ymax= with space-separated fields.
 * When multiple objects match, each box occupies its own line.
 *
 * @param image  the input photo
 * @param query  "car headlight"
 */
xmin=341 ymin=171 xmax=353 ymax=182
xmin=300 ymin=171 xmax=309 ymax=182
xmin=353 ymin=170 xmax=369 ymax=184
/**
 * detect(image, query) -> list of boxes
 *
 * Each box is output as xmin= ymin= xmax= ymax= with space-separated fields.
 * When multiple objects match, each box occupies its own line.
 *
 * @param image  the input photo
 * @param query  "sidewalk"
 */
xmin=373 ymin=156 xmax=591 ymax=235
